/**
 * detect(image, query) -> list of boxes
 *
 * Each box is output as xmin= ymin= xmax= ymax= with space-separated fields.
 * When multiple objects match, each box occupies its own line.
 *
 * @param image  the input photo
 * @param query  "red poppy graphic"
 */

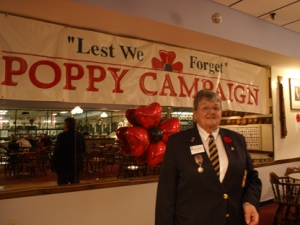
xmin=296 ymin=113 xmax=300 ymax=122
xmin=151 ymin=50 xmax=183 ymax=73
xmin=223 ymin=137 xmax=232 ymax=143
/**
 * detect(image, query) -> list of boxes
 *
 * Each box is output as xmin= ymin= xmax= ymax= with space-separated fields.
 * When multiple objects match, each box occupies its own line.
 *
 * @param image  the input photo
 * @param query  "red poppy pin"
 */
xmin=224 ymin=137 xmax=234 ymax=150
xmin=223 ymin=137 xmax=232 ymax=143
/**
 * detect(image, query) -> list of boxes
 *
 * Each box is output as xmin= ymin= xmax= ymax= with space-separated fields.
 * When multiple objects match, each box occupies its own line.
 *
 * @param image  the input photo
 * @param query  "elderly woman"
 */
xmin=155 ymin=90 xmax=261 ymax=225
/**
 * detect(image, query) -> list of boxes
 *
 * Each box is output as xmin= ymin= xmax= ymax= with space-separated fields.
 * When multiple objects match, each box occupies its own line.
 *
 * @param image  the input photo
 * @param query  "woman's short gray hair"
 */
xmin=193 ymin=90 xmax=222 ymax=110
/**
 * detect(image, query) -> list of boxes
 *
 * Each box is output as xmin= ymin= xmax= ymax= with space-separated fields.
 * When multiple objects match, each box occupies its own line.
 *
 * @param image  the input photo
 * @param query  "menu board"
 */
xmin=223 ymin=125 xmax=261 ymax=150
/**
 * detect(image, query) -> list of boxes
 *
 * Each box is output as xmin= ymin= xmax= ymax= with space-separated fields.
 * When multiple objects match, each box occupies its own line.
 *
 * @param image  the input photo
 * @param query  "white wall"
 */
xmin=271 ymin=67 xmax=300 ymax=160
xmin=0 ymin=183 xmax=157 ymax=225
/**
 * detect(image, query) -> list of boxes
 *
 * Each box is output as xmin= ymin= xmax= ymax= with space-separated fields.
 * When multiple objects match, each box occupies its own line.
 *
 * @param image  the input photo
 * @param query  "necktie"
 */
xmin=208 ymin=134 xmax=220 ymax=177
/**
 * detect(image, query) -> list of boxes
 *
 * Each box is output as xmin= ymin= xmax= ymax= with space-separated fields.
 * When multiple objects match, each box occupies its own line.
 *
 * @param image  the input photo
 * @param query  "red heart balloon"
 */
xmin=136 ymin=150 xmax=148 ymax=164
xmin=125 ymin=108 xmax=140 ymax=126
xmin=116 ymin=127 xmax=131 ymax=154
xmin=116 ymin=127 xmax=128 ymax=143
xmin=134 ymin=102 xmax=162 ymax=129
xmin=120 ymin=143 xmax=132 ymax=155
xmin=159 ymin=118 xmax=181 ymax=142
xmin=124 ymin=127 xmax=150 ymax=157
xmin=158 ymin=118 xmax=166 ymax=125
xmin=147 ymin=140 xmax=166 ymax=166
xmin=297 ymin=114 xmax=300 ymax=122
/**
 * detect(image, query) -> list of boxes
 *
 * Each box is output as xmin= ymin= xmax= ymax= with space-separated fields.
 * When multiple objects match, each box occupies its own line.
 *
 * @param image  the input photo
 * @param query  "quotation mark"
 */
xmin=68 ymin=36 xmax=75 ymax=43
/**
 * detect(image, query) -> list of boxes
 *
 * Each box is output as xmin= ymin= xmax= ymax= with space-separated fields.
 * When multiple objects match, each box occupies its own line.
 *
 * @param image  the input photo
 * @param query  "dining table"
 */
xmin=288 ymin=172 xmax=300 ymax=181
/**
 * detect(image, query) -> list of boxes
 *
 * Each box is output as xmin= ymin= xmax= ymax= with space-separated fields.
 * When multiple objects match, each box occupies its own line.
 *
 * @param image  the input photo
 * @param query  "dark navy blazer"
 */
xmin=155 ymin=126 xmax=261 ymax=225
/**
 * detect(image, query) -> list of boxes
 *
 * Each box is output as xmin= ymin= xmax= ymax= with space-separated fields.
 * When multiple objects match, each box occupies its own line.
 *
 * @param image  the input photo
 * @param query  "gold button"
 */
xmin=226 ymin=214 xmax=230 ymax=217
xmin=223 ymin=194 xmax=228 ymax=199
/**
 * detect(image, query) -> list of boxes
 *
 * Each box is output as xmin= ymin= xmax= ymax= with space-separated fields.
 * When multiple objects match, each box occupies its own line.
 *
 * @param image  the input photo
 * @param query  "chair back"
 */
xmin=117 ymin=154 xmax=147 ymax=178
xmin=270 ymin=172 xmax=300 ymax=204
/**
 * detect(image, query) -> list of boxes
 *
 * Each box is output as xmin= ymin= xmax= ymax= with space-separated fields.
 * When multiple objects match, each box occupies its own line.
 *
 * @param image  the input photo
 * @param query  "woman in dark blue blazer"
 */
xmin=155 ymin=90 xmax=261 ymax=225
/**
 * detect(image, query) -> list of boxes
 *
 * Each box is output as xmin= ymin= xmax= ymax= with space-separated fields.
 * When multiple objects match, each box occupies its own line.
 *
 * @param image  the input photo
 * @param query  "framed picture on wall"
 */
xmin=289 ymin=78 xmax=300 ymax=110
xmin=0 ymin=130 xmax=8 ymax=138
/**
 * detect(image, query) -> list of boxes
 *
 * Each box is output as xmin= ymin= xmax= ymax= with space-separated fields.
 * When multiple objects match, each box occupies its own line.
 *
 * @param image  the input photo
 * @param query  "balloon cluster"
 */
xmin=116 ymin=102 xmax=180 ymax=166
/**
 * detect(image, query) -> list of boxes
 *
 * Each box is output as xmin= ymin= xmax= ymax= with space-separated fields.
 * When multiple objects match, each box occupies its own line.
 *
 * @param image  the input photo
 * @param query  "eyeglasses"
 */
xmin=198 ymin=106 xmax=221 ymax=112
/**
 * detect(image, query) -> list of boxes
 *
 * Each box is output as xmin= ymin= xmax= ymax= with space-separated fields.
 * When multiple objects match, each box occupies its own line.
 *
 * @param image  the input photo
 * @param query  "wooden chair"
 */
xmin=86 ymin=150 xmax=106 ymax=173
xmin=15 ymin=152 xmax=38 ymax=177
xmin=269 ymin=172 xmax=300 ymax=224
xmin=0 ymin=154 xmax=10 ymax=177
xmin=117 ymin=154 xmax=147 ymax=179
xmin=34 ymin=150 xmax=48 ymax=176
xmin=104 ymin=146 xmax=118 ymax=170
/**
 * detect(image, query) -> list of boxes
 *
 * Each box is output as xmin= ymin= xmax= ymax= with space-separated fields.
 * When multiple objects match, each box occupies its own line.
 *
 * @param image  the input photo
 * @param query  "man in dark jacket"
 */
xmin=51 ymin=117 xmax=86 ymax=185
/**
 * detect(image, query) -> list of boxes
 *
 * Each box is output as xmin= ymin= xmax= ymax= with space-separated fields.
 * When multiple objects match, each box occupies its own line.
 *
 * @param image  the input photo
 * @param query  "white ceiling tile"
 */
xmin=273 ymin=2 xmax=300 ymax=24
xmin=210 ymin=0 xmax=300 ymax=35
xmin=231 ymin=0 xmax=296 ymax=17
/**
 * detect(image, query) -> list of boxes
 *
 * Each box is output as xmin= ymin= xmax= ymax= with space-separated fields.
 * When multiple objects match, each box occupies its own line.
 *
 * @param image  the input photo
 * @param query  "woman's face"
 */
xmin=193 ymin=97 xmax=222 ymax=133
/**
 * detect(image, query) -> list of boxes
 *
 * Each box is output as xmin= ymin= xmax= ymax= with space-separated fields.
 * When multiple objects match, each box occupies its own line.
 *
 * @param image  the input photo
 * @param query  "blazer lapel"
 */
xmin=219 ymin=129 xmax=236 ymax=186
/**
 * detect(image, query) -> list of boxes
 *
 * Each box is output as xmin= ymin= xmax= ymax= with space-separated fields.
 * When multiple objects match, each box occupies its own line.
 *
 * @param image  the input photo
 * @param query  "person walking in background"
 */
xmin=51 ymin=117 xmax=86 ymax=185
xmin=155 ymin=90 xmax=262 ymax=225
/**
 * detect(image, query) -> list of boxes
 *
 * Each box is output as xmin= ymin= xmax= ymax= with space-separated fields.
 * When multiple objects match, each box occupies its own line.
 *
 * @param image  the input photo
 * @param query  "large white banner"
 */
xmin=0 ymin=13 xmax=269 ymax=114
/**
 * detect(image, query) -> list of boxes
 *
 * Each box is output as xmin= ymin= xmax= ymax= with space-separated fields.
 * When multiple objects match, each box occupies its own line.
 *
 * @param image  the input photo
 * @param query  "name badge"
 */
xmin=190 ymin=145 xmax=205 ymax=155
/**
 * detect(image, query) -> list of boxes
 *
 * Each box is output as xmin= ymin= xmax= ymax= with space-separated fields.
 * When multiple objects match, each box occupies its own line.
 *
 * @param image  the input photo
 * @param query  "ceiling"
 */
xmin=211 ymin=0 xmax=300 ymax=34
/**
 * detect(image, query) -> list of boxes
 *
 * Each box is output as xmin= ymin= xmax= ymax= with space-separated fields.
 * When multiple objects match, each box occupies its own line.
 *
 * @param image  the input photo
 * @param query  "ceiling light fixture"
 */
xmin=100 ymin=112 xmax=108 ymax=118
xmin=0 ymin=110 xmax=7 ymax=115
xmin=71 ymin=106 xmax=83 ymax=114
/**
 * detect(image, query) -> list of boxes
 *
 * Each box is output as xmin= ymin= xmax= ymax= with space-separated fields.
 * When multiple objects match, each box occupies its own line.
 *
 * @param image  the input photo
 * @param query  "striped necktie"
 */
xmin=208 ymin=134 xmax=220 ymax=177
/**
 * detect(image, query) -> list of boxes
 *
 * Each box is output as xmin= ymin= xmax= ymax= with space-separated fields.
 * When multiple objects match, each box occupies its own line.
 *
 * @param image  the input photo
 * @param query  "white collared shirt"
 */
xmin=197 ymin=125 xmax=228 ymax=182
